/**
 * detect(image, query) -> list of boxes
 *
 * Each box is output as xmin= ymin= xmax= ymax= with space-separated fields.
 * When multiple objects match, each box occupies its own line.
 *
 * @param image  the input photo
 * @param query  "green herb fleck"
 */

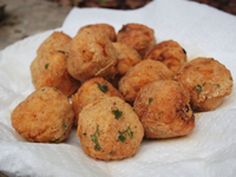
xmin=45 ymin=63 xmax=49 ymax=69
xmin=97 ymin=0 xmax=107 ymax=5
xmin=195 ymin=84 xmax=203 ymax=94
xmin=148 ymin=97 xmax=153 ymax=104
xmin=112 ymin=109 xmax=123 ymax=120
xmin=90 ymin=125 xmax=101 ymax=151
xmin=118 ymin=133 xmax=126 ymax=143
xmin=97 ymin=83 xmax=108 ymax=93
xmin=118 ymin=126 xmax=133 ymax=143
xmin=63 ymin=122 xmax=68 ymax=130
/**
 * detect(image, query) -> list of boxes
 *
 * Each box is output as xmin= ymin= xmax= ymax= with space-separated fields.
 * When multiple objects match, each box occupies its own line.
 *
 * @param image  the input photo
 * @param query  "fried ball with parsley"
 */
xmin=31 ymin=51 xmax=79 ymax=96
xmin=11 ymin=87 xmax=74 ymax=143
xmin=175 ymin=57 xmax=233 ymax=111
xmin=113 ymin=42 xmax=142 ymax=76
xmin=145 ymin=40 xmax=187 ymax=73
xmin=134 ymin=80 xmax=195 ymax=139
xmin=37 ymin=31 xmax=71 ymax=55
xmin=119 ymin=59 xmax=173 ymax=102
xmin=117 ymin=23 xmax=155 ymax=57
xmin=78 ymin=96 xmax=144 ymax=161
xmin=67 ymin=28 xmax=118 ymax=82
xmin=79 ymin=23 xmax=116 ymax=42
xmin=72 ymin=77 xmax=123 ymax=125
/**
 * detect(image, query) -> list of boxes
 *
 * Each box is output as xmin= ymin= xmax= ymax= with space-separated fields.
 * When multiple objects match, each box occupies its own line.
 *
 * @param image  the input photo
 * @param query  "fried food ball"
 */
xmin=31 ymin=51 xmax=80 ymax=96
xmin=145 ymin=40 xmax=187 ymax=73
xmin=175 ymin=57 xmax=233 ymax=111
xmin=72 ymin=77 xmax=123 ymax=125
xmin=67 ymin=28 xmax=118 ymax=82
xmin=78 ymin=96 xmax=144 ymax=160
xmin=119 ymin=59 xmax=173 ymax=102
xmin=79 ymin=23 xmax=116 ymax=42
xmin=134 ymin=80 xmax=195 ymax=139
xmin=37 ymin=31 xmax=71 ymax=55
xmin=117 ymin=23 xmax=155 ymax=57
xmin=113 ymin=42 xmax=142 ymax=76
xmin=11 ymin=87 xmax=74 ymax=143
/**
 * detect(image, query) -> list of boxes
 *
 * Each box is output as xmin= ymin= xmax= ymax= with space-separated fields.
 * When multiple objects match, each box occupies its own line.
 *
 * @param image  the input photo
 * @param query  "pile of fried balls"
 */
xmin=11 ymin=23 xmax=233 ymax=161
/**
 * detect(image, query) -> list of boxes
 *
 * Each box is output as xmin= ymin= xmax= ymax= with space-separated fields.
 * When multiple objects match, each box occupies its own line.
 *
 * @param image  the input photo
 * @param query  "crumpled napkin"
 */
xmin=1 ymin=0 xmax=236 ymax=176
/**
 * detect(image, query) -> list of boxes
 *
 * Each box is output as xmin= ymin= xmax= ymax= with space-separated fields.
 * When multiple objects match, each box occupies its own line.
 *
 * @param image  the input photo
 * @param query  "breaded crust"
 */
xmin=119 ymin=59 xmax=173 ymax=102
xmin=67 ymin=28 xmax=118 ymax=82
xmin=113 ymin=42 xmax=142 ymax=76
xmin=72 ymin=77 xmax=123 ymax=125
xmin=78 ymin=96 xmax=144 ymax=160
xmin=134 ymin=80 xmax=195 ymax=139
xmin=145 ymin=40 xmax=187 ymax=73
xmin=31 ymin=51 xmax=79 ymax=96
xmin=11 ymin=87 xmax=74 ymax=143
xmin=175 ymin=57 xmax=233 ymax=111
xmin=79 ymin=23 xmax=117 ymax=42
xmin=117 ymin=23 xmax=155 ymax=57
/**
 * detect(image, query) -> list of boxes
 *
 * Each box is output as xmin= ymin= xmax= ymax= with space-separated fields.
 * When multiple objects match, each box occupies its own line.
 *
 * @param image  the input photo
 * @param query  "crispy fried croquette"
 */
xmin=117 ymin=23 xmax=155 ymax=57
xmin=119 ymin=59 xmax=173 ymax=102
xmin=72 ymin=77 xmax=122 ymax=125
xmin=37 ymin=31 xmax=71 ymax=55
xmin=134 ymin=80 xmax=195 ymax=139
xmin=77 ymin=96 xmax=144 ymax=160
xmin=79 ymin=23 xmax=117 ymax=42
xmin=175 ymin=57 xmax=233 ymax=111
xmin=67 ymin=28 xmax=118 ymax=82
xmin=145 ymin=40 xmax=187 ymax=73
xmin=113 ymin=42 xmax=142 ymax=76
xmin=11 ymin=87 xmax=74 ymax=143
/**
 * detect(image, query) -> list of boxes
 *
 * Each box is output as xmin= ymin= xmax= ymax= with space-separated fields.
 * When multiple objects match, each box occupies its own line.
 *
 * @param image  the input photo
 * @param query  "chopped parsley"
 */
xmin=97 ymin=83 xmax=108 ymax=93
xmin=195 ymin=84 xmax=203 ymax=94
xmin=148 ymin=97 xmax=153 ymax=104
xmin=63 ymin=122 xmax=68 ymax=130
xmin=112 ymin=108 xmax=123 ymax=120
xmin=118 ymin=127 xmax=133 ymax=143
xmin=90 ymin=125 xmax=101 ymax=151
xmin=44 ymin=63 xmax=49 ymax=69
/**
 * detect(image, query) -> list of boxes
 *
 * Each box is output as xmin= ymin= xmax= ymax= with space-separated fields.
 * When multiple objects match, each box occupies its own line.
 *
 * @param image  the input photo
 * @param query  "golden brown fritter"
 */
xmin=119 ymin=59 xmax=173 ymax=102
xmin=145 ymin=40 xmax=187 ymax=73
xmin=77 ymin=96 xmax=144 ymax=160
xmin=113 ymin=42 xmax=142 ymax=76
xmin=67 ymin=28 xmax=118 ymax=82
xmin=175 ymin=57 xmax=233 ymax=111
xmin=31 ymin=51 xmax=79 ymax=96
xmin=37 ymin=31 xmax=71 ymax=55
xmin=79 ymin=23 xmax=117 ymax=42
xmin=117 ymin=23 xmax=155 ymax=57
xmin=11 ymin=87 xmax=74 ymax=143
xmin=134 ymin=80 xmax=195 ymax=139
xmin=72 ymin=77 xmax=123 ymax=125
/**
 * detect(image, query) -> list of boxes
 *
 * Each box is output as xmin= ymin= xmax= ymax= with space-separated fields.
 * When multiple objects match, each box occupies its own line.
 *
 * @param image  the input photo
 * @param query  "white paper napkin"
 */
xmin=1 ymin=0 xmax=236 ymax=176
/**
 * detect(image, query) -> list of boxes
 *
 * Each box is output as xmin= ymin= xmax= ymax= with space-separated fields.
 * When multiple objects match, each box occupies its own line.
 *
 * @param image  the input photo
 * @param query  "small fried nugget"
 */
xmin=79 ymin=23 xmax=117 ymax=42
xmin=145 ymin=40 xmax=187 ymax=73
xmin=119 ymin=59 xmax=173 ymax=102
xmin=67 ymin=28 xmax=118 ymax=82
xmin=11 ymin=87 xmax=74 ymax=143
xmin=72 ymin=77 xmax=123 ymax=124
xmin=31 ymin=52 xmax=79 ymax=96
xmin=113 ymin=42 xmax=142 ymax=76
xmin=78 ymin=96 xmax=144 ymax=160
xmin=37 ymin=31 xmax=71 ymax=54
xmin=117 ymin=23 xmax=155 ymax=57
xmin=134 ymin=80 xmax=195 ymax=139
xmin=175 ymin=57 xmax=233 ymax=111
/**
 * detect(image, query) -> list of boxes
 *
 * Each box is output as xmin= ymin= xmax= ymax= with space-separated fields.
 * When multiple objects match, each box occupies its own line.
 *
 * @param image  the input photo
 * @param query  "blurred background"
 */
xmin=0 ymin=0 xmax=235 ymax=49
